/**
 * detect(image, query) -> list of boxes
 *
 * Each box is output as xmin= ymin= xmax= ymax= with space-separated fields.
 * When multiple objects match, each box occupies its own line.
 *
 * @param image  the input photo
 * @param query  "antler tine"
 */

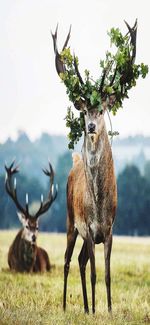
xmin=124 ymin=19 xmax=137 ymax=64
xmin=35 ymin=162 xmax=57 ymax=219
xmin=51 ymin=24 xmax=65 ymax=75
xmin=5 ymin=162 xmax=26 ymax=215
xmin=6 ymin=159 xmax=15 ymax=171
xmin=53 ymin=183 xmax=58 ymax=201
xmin=124 ymin=19 xmax=137 ymax=35
xmin=26 ymin=193 xmax=29 ymax=214
xmin=51 ymin=24 xmax=71 ymax=76
xmin=62 ymin=25 xmax=71 ymax=50
xmin=5 ymin=159 xmax=19 ymax=174
xmin=49 ymin=160 xmax=54 ymax=183
xmin=99 ymin=68 xmax=107 ymax=94
xmin=73 ymin=54 xmax=84 ymax=85
xmin=43 ymin=161 xmax=55 ymax=198
xmin=51 ymin=25 xmax=86 ymax=111
xmin=106 ymin=19 xmax=138 ymax=108
xmin=51 ymin=23 xmax=58 ymax=54
xmin=72 ymin=54 xmax=86 ymax=110
xmin=99 ymin=61 xmax=113 ymax=94
xmin=109 ymin=65 xmax=118 ymax=88
xmin=42 ymin=161 xmax=54 ymax=184
xmin=52 ymin=24 xmax=71 ymax=52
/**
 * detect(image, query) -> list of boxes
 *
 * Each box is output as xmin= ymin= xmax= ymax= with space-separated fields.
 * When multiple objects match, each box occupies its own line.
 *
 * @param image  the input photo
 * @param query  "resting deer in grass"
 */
xmin=52 ymin=20 xmax=138 ymax=313
xmin=5 ymin=161 xmax=57 ymax=273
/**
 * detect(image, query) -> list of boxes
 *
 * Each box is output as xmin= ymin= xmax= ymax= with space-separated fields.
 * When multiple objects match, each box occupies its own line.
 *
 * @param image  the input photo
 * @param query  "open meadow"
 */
xmin=0 ymin=231 xmax=149 ymax=325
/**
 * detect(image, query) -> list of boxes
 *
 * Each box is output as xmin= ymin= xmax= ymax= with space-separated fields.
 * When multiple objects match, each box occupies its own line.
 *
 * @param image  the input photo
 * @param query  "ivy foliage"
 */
xmin=60 ymin=25 xmax=148 ymax=149
xmin=65 ymin=107 xmax=85 ymax=149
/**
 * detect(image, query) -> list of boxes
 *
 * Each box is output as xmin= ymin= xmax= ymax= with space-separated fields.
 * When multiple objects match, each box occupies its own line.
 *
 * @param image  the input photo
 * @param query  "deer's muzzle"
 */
xmin=88 ymin=122 xmax=96 ymax=134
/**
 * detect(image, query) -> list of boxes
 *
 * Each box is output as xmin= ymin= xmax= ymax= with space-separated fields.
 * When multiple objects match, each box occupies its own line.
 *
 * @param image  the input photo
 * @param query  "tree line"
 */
xmin=0 ymin=150 xmax=150 ymax=236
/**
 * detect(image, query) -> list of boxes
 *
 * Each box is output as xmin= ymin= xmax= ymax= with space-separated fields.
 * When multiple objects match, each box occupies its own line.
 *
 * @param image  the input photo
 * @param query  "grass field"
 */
xmin=0 ymin=231 xmax=149 ymax=325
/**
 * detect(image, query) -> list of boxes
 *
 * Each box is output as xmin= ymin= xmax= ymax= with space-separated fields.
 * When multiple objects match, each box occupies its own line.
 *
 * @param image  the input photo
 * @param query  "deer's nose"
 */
xmin=32 ymin=234 xmax=36 ymax=243
xmin=88 ymin=122 xmax=96 ymax=133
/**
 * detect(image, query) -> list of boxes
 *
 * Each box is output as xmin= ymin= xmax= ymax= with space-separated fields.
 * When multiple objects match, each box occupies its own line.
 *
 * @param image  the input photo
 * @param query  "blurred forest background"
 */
xmin=0 ymin=132 xmax=150 ymax=236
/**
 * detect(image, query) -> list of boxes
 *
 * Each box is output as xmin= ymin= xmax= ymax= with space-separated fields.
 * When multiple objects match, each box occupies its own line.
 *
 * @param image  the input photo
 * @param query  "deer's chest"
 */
xmin=76 ymin=190 xmax=112 ymax=242
xmin=21 ymin=240 xmax=36 ymax=270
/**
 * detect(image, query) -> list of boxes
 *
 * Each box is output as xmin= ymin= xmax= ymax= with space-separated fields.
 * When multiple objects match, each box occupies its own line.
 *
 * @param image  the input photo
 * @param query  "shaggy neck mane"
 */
xmin=82 ymin=119 xmax=112 ymax=205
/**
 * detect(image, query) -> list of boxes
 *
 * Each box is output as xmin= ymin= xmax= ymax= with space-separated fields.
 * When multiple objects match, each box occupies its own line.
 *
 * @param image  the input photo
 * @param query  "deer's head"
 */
xmin=51 ymin=21 xmax=143 ymax=149
xmin=5 ymin=161 xmax=58 ymax=244
xmin=17 ymin=211 xmax=39 ymax=243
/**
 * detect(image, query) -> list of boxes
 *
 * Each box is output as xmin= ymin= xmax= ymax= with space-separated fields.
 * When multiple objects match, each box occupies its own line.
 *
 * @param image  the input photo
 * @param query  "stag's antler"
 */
xmin=5 ymin=161 xmax=58 ymax=219
xmin=102 ymin=19 xmax=138 ymax=107
xmin=5 ymin=161 xmax=28 ymax=216
xmin=124 ymin=18 xmax=137 ymax=64
xmin=51 ymin=25 xmax=86 ymax=110
xmin=34 ymin=162 xmax=58 ymax=219
xmin=51 ymin=24 xmax=71 ymax=75
xmin=52 ymin=20 xmax=138 ymax=111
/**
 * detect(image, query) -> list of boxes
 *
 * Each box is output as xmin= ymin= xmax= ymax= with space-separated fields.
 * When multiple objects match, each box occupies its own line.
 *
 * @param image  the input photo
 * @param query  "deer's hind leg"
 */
xmin=63 ymin=227 xmax=78 ymax=311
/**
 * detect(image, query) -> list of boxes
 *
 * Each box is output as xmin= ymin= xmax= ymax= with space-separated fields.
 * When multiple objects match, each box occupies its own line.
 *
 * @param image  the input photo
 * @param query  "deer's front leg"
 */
xmin=63 ymin=228 xmax=78 ymax=311
xmin=104 ymin=234 xmax=112 ymax=312
xmin=87 ymin=234 xmax=96 ymax=314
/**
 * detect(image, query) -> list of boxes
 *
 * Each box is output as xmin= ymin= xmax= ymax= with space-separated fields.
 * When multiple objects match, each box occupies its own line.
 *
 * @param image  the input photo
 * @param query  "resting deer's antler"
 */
xmin=5 ymin=161 xmax=58 ymax=219
xmin=5 ymin=161 xmax=28 ymax=216
xmin=34 ymin=162 xmax=58 ymax=219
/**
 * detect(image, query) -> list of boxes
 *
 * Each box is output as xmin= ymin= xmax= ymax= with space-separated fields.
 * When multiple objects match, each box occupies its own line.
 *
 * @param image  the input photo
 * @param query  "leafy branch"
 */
xmin=65 ymin=107 xmax=85 ymax=149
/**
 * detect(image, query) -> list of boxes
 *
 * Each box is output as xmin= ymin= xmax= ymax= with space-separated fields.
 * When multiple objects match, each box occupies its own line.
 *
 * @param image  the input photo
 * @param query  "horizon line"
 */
xmin=0 ymin=130 xmax=150 ymax=145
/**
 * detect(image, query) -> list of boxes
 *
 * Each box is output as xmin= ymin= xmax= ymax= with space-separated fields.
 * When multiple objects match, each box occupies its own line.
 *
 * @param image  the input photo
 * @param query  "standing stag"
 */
xmin=52 ymin=21 xmax=137 ymax=313
xmin=5 ymin=161 xmax=57 ymax=273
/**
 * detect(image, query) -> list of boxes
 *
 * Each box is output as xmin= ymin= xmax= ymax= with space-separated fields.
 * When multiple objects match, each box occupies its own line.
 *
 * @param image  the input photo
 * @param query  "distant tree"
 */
xmin=115 ymin=165 xmax=150 ymax=235
xmin=0 ymin=132 xmax=68 ymax=187
xmin=144 ymin=161 xmax=150 ymax=183
xmin=132 ymin=150 xmax=146 ymax=174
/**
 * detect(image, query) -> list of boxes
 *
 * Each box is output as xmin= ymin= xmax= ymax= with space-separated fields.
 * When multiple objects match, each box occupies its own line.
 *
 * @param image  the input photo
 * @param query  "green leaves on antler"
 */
xmin=61 ymin=24 xmax=148 ymax=115
xmin=65 ymin=107 xmax=85 ymax=149
xmin=105 ymin=26 xmax=148 ymax=113
xmin=60 ymin=50 xmax=104 ymax=112
xmin=60 ymin=52 xmax=81 ymax=104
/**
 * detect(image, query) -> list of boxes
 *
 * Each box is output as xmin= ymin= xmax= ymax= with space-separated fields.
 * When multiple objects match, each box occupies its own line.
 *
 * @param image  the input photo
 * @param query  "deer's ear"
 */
xmin=17 ymin=212 xmax=26 ymax=226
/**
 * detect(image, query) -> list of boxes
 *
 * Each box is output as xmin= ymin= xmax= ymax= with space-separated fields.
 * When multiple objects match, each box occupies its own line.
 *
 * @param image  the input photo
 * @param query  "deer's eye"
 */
xmin=26 ymin=225 xmax=29 ymax=229
xmin=36 ymin=227 xmax=39 ymax=231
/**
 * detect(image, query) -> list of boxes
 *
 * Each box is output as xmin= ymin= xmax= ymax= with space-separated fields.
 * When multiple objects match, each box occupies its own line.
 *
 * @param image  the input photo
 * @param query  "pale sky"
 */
xmin=0 ymin=0 xmax=149 ymax=142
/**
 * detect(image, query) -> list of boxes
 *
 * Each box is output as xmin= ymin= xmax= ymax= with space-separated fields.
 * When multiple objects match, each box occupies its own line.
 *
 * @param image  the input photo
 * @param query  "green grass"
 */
xmin=0 ymin=231 xmax=149 ymax=325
